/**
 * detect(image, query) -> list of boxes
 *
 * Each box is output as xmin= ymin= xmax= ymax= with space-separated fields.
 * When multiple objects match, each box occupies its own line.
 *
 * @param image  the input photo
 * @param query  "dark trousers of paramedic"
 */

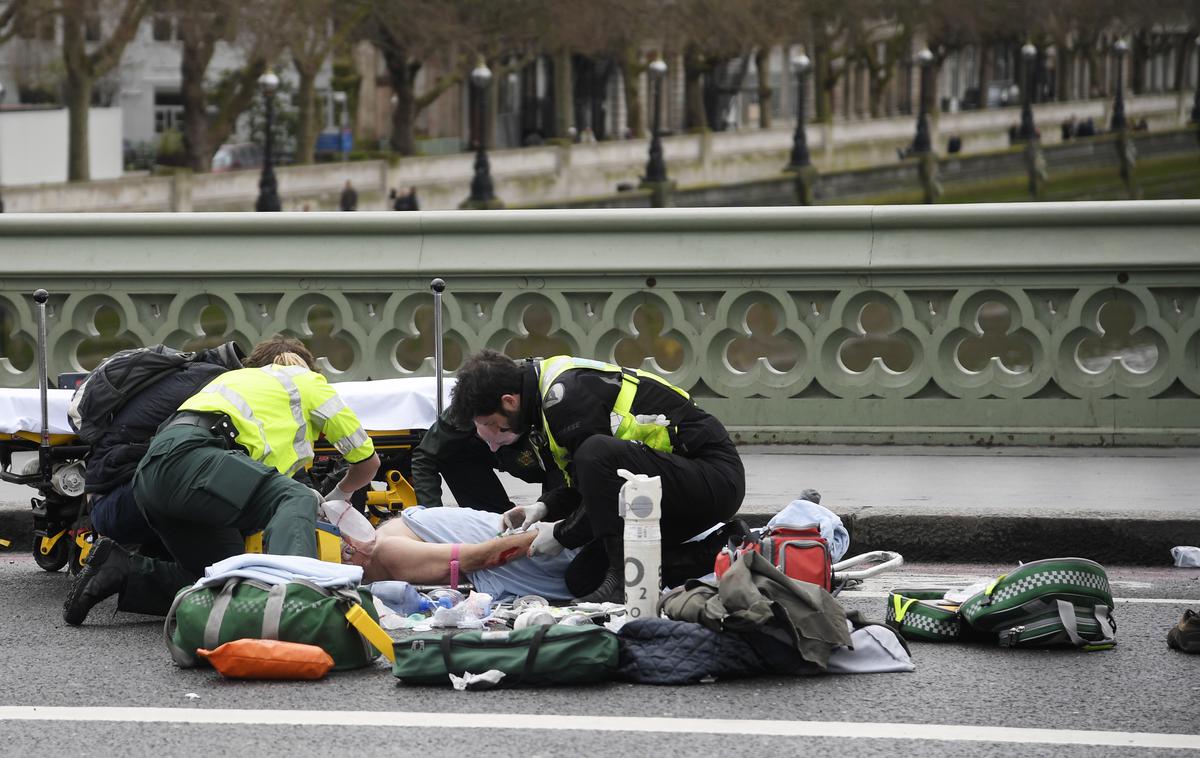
xmin=115 ymin=423 xmax=319 ymax=616
xmin=570 ymin=434 xmax=745 ymax=582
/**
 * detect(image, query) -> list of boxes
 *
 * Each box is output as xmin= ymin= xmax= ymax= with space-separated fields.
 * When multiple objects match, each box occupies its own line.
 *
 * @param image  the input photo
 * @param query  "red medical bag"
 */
xmin=714 ymin=523 xmax=833 ymax=592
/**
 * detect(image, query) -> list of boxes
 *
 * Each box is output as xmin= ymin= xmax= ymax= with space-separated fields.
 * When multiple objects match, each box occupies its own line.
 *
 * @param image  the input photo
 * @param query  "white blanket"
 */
xmin=0 ymin=375 xmax=455 ymax=435
xmin=199 ymin=553 xmax=363 ymax=589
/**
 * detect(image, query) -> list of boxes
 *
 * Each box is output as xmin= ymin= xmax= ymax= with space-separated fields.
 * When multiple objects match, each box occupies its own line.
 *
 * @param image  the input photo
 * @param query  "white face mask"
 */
xmin=475 ymin=420 xmax=520 ymax=452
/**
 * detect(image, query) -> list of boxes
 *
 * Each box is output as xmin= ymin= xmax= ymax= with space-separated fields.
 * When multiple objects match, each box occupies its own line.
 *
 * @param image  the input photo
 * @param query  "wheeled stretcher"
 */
xmin=1 ymin=287 xmax=454 ymax=573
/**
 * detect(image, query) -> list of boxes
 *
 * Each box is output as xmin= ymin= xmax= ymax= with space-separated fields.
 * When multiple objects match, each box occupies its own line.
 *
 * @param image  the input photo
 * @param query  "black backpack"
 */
xmin=68 ymin=342 xmax=245 ymax=444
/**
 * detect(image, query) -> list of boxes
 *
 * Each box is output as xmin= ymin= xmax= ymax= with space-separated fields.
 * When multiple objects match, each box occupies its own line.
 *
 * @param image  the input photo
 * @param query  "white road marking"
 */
xmin=1 ymin=707 xmax=1197 ymax=749
xmin=842 ymin=591 xmax=1197 ymax=604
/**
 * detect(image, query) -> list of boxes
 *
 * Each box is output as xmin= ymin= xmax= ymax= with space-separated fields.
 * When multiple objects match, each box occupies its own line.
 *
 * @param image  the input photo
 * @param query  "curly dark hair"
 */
xmin=449 ymin=349 xmax=524 ymax=426
xmin=244 ymin=335 xmax=317 ymax=371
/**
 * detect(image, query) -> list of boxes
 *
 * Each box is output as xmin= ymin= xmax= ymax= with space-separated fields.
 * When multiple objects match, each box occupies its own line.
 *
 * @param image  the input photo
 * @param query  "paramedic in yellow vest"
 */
xmin=448 ymin=349 xmax=745 ymax=604
xmin=64 ymin=337 xmax=379 ymax=626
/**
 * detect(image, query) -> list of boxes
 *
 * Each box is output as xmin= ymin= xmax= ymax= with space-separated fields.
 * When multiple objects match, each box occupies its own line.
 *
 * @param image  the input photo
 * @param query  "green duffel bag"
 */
xmin=959 ymin=557 xmax=1116 ymax=650
xmin=165 ymin=577 xmax=385 ymax=670
xmin=393 ymin=624 xmax=619 ymax=686
xmin=885 ymin=588 xmax=962 ymax=642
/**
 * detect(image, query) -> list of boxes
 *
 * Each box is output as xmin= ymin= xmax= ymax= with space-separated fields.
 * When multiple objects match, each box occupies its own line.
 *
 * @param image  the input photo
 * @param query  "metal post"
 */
xmin=0 ymin=80 xmax=5 ymax=213
xmin=1190 ymin=36 xmax=1200 ymax=124
xmin=468 ymin=63 xmax=496 ymax=204
xmin=1018 ymin=42 xmax=1037 ymax=141
xmin=430 ymin=278 xmax=446 ymax=418
xmin=256 ymin=71 xmax=281 ymax=212
xmin=1111 ymin=39 xmax=1127 ymax=132
xmin=33 ymin=289 xmax=50 ymax=468
xmin=788 ymin=53 xmax=811 ymax=168
xmin=913 ymin=48 xmax=933 ymax=154
xmin=644 ymin=58 xmax=668 ymax=183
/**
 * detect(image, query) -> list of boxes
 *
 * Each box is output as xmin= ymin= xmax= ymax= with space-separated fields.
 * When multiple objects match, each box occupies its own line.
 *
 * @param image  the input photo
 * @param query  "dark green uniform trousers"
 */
xmin=117 ymin=424 xmax=319 ymax=616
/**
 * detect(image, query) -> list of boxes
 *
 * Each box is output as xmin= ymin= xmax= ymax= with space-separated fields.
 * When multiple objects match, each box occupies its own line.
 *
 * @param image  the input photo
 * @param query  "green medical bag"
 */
xmin=392 ymin=624 xmax=618 ymax=686
xmin=959 ymin=557 xmax=1116 ymax=650
xmin=166 ymin=577 xmax=383 ymax=670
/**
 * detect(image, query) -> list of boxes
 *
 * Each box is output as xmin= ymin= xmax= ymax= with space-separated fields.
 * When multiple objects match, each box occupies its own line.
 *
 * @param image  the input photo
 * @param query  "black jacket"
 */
xmin=84 ymin=359 xmax=235 ymax=493
xmin=410 ymin=411 xmax=562 ymax=507
xmin=514 ymin=360 xmax=734 ymax=522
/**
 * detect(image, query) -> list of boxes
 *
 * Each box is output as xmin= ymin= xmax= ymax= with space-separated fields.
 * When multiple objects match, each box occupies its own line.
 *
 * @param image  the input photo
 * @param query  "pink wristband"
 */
xmin=449 ymin=543 xmax=461 ymax=590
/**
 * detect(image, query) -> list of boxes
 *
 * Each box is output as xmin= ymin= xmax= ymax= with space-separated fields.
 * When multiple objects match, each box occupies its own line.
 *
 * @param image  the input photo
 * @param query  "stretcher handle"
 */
xmin=430 ymin=278 xmax=446 ymax=418
xmin=832 ymin=550 xmax=904 ymax=580
xmin=33 ymin=289 xmax=51 ymax=468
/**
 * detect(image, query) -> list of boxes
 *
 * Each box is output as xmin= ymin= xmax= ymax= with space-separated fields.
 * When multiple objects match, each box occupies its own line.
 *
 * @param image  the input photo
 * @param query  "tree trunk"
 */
xmin=294 ymin=64 xmax=319 ymax=164
xmin=755 ymin=47 xmax=772 ymax=129
xmin=64 ymin=71 xmax=92 ymax=181
xmin=181 ymin=36 xmax=214 ymax=172
xmin=620 ymin=47 xmax=643 ymax=137
xmin=61 ymin=6 xmax=91 ymax=181
xmin=553 ymin=49 xmax=573 ymax=138
xmin=977 ymin=44 xmax=992 ymax=109
xmin=684 ymin=47 xmax=707 ymax=130
xmin=381 ymin=46 xmax=416 ymax=155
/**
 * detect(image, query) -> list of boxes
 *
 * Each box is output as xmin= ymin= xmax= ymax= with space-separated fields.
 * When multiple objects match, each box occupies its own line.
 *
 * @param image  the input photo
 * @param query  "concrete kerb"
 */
xmin=3 ymin=445 xmax=1197 ymax=568
xmin=2 ymin=502 xmax=1196 ymax=568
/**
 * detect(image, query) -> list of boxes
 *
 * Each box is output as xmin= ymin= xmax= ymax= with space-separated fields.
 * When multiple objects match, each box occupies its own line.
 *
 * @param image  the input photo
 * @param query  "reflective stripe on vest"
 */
xmin=260 ymin=364 xmax=315 ymax=476
xmin=537 ymin=356 xmax=689 ymax=480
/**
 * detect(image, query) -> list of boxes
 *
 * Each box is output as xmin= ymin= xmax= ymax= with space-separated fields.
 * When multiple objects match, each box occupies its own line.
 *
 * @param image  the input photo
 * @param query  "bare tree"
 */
xmin=285 ymin=0 xmax=364 ymax=164
xmin=174 ymin=1 xmax=289 ymax=172
xmin=60 ymin=0 xmax=149 ymax=181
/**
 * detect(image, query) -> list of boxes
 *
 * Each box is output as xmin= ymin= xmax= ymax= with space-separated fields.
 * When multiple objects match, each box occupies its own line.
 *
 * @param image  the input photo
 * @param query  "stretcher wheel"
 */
xmin=34 ymin=538 xmax=69 ymax=572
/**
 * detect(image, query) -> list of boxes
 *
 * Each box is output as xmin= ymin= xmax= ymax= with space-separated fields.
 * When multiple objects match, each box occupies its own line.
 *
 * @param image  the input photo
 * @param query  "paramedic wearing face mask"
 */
xmin=410 ymin=398 xmax=564 ymax=513
xmin=448 ymin=350 xmax=745 ymax=604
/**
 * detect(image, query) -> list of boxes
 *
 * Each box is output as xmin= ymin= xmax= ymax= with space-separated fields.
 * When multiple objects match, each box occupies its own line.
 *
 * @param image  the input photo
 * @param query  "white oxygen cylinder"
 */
xmin=618 ymin=468 xmax=662 ymax=620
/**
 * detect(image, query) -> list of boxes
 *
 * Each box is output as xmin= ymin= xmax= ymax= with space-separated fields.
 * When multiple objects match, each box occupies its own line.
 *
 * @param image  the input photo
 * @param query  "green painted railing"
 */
xmin=1 ymin=204 xmax=1198 ymax=445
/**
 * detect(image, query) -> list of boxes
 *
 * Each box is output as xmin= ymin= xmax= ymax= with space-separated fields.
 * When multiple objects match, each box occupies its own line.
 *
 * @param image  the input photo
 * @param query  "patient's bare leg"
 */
xmin=361 ymin=525 xmax=536 ymax=585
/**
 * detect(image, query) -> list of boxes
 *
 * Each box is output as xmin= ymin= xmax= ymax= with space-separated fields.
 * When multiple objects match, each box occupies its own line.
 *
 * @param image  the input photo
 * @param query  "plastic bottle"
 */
xmin=618 ymin=468 xmax=662 ymax=620
xmin=319 ymin=500 xmax=377 ymax=544
xmin=369 ymin=581 xmax=431 ymax=615
xmin=427 ymin=588 xmax=465 ymax=607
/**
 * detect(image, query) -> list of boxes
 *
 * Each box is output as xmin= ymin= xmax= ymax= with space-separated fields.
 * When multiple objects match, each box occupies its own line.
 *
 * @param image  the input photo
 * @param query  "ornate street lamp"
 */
xmin=466 ymin=60 xmax=497 ymax=206
xmin=0 ymin=80 xmax=6 ymax=213
xmin=1190 ymin=36 xmax=1200 ymax=124
xmin=1110 ymin=38 xmax=1128 ymax=132
xmin=1018 ymin=42 xmax=1037 ymax=141
xmin=644 ymin=56 xmax=669 ymax=183
xmin=255 ymin=70 xmax=281 ymax=212
xmin=787 ymin=52 xmax=812 ymax=169
xmin=913 ymin=47 xmax=934 ymax=154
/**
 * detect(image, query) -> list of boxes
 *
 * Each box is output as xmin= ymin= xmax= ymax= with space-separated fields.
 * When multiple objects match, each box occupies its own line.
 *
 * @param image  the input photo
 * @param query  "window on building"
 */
xmin=84 ymin=13 xmax=101 ymax=41
xmin=152 ymin=14 xmax=172 ymax=41
xmin=154 ymin=91 xmax=185 ymax=133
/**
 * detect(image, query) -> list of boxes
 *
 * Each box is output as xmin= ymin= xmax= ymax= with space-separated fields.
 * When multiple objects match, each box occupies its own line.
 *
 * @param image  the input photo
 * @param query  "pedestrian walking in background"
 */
xmin=340 ymin=180 xmax=358 ymax=211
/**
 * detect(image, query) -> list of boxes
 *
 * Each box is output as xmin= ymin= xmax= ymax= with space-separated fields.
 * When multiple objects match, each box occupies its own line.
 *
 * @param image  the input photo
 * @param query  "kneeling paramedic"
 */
xmin=448 ymin=350 xmax=745 ymax=603
xmin=64 ymin=341 xmax=380 ymax=626
xmin=411 ymin=403 xmax=564 ymax=513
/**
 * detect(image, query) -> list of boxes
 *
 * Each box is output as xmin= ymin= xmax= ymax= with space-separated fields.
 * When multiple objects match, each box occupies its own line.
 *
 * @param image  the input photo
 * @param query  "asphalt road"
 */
xmin=2 ymin=554 xmax=1197 ymax=757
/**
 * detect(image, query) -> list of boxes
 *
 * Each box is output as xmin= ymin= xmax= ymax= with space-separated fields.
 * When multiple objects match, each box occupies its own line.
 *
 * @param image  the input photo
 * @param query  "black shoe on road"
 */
xmin=1167 ymin=609 xmax=1200 ymax=654
xmin=574 ymin=567 xmax=624 ymax=605
xmin=63 ymin=537 xmax=131 ymax=626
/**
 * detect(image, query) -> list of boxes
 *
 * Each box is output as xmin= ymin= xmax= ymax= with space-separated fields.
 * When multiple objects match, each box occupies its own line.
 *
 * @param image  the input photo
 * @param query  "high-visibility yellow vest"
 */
xmin=538 ymin=356 xmax=689 ymax=480
xmin=180 ymin=365 xmax=374 ymax=477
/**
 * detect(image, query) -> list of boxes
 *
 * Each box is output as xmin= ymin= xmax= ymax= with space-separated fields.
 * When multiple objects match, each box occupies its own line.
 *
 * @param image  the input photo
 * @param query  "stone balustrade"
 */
xmin=0 ymin=202 xmax=1197 ymax=445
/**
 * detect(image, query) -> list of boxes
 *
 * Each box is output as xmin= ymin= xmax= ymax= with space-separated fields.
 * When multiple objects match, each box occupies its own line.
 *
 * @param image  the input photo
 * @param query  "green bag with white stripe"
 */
xmin=959 ymin=558 xmax=1116 ymax=650
xmin=165 ymin=578 xmax=382 ymax=670
xmin=885 ymin=588 xmax=961 ymax=642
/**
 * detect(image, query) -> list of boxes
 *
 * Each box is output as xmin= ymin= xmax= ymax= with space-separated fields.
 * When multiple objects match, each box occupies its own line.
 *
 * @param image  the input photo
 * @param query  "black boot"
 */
xmin=63 ymin=537 xmax=131 ymax=626
xmin=573 ymin=536 xmax=625 ymax=604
